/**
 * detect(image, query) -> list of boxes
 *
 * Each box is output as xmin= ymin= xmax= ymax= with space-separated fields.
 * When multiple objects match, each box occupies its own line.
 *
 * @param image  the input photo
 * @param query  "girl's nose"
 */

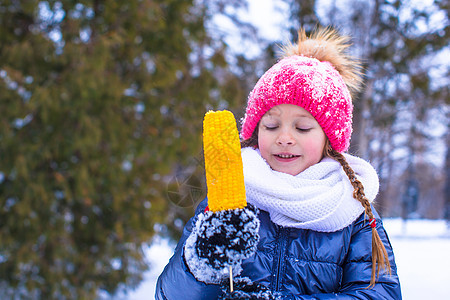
xmin=276 ymin=130 xmax=295 ymax=145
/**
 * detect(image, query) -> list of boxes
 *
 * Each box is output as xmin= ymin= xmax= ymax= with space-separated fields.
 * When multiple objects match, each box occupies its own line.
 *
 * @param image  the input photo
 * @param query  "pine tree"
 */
xmin=0 ymin=0 xmax=249 ymax=297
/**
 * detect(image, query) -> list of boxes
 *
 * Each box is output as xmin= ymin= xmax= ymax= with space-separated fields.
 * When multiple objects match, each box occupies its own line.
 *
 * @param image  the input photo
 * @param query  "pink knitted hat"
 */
xmin=241 ymin=55 xmax=352 ymax=152
xmin=241 ymin=28 xmax=363 ymax=153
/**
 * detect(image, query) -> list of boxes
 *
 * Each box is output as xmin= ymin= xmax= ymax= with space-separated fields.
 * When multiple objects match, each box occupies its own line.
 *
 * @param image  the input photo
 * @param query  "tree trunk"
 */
xmin=445 ymin=130 xmax=450 ymax=227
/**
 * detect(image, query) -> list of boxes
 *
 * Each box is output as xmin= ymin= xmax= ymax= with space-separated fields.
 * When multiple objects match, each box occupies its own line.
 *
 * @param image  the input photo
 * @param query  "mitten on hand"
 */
xmin=219 ymin=277 xmax=280 ymax=300
xmin=184 ymin=205 xmax=260 ymax=284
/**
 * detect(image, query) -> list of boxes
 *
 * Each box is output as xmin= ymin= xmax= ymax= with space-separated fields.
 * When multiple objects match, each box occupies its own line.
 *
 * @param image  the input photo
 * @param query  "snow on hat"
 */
xmin=241 ymin=28 xmax=363 ymax=152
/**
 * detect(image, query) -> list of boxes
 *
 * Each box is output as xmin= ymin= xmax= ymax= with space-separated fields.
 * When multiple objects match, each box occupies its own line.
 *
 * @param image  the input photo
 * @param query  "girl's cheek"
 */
xmin=306 ymin=136 xmax=327 ymax=155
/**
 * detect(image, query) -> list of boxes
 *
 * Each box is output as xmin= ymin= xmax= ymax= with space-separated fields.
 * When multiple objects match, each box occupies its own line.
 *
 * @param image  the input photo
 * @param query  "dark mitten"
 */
xmin=184 ymin=205 xmax=260 ymax=284
xmin=219 ymin=277 xmax=280 ymax=300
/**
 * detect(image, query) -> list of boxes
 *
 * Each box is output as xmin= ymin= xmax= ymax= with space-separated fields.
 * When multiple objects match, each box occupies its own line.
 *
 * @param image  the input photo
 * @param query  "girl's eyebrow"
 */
xmin=265 ymin=111 xmax=312 ymax=119
xmin=262 ymin=113 xmax=278 ymax=120
xmin=264 ymin=108 xmax=314 ymax=120
xmin=265 ymin=110 xmax=280 ymax=117
xmin=293 ymin=114 xmax=314 ymax=119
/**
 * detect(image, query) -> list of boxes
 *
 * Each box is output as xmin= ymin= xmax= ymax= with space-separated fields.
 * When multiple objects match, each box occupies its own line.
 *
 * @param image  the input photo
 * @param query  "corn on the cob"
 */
xmin=203 ymin=110 xmax=246 ymax=212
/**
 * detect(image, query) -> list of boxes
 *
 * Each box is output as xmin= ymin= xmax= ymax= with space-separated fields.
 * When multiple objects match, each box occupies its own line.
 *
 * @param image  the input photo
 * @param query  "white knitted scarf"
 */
xmin=241 ymin=147 xmax=379 ymax=232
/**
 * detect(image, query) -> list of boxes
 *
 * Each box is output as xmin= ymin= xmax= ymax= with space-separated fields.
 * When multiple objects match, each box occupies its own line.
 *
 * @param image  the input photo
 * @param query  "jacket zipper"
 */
xmin=274 ymin=226 xmax=287 ymax=291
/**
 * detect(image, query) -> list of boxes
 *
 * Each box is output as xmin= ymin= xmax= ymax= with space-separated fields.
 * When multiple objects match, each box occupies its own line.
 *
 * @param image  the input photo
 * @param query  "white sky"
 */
xmin=243 ymin=0 xmax=290 ymax=41
xmin=211 ymin=0 xmax=290 ymax=58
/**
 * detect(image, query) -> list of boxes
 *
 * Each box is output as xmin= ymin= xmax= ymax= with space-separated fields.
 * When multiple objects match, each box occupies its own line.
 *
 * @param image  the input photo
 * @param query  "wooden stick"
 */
xmin=229 ymin=265 xmax=233 ymax=292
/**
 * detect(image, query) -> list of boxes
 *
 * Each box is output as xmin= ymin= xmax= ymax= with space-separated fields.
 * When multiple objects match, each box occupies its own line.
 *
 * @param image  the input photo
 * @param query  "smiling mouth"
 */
xmin=275 ymin=154 xmax=300 ymax=159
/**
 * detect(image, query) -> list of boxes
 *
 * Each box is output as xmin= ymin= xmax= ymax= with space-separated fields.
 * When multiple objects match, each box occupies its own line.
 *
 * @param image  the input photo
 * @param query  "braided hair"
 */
xmin=323 ymin=141 xmax=391 ymax=287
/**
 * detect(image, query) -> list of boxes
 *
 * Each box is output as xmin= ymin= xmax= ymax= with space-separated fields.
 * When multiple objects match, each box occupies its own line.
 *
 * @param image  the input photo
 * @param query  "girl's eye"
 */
xmin=264 ymin=125 xmax=278 ymax=130
xmin=296 ymin=127 xmax=312 ymax=132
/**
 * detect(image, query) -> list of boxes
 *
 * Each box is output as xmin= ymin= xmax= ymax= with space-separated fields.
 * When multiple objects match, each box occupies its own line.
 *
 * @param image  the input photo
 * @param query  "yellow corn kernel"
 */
xmin=203 ymin=110 xmax=246 ymax=212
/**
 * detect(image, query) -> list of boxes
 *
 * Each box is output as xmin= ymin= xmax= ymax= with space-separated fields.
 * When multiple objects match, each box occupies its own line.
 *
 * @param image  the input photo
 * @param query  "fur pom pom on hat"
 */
xmin=241 ymin=27 xmax=363 ymax=152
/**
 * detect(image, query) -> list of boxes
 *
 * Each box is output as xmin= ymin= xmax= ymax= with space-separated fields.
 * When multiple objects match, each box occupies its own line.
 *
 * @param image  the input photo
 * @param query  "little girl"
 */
xmin=156 ymin=27 xmax=401 ymax=299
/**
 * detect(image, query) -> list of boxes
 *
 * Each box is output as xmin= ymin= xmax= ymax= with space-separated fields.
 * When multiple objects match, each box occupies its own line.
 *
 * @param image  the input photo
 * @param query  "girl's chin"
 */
xmin=272 ymin=165 xmax=305 ymax=176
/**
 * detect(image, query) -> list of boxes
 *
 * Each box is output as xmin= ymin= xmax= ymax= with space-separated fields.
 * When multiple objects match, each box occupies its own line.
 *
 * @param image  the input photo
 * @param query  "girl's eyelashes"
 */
xmin=260 ymin=119 xmax=314 ymax=132
xmin=262 ymin=124 xmax=313 ymax=131
xmin=263 ymin=125 xmax=278 ymax=130
xmin=296 ymin=127 xmax=312 ymax=132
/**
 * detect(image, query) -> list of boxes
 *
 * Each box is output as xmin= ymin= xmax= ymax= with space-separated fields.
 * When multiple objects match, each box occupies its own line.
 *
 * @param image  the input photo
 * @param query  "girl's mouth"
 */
xmin=276 ymin=154 xmax=298 ymax=158
xmin=274 ymin=153 xmax=300 ymax=161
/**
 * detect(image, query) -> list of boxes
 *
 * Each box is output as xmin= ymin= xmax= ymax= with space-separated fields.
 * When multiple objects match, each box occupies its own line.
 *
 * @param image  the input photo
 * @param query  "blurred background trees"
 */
xmin=282 ymin=0 xmax=448 ymax=219
xmin=0 ymin=0 xmax=251 ymax=297
xmin=0 ymin=0 xmax=448 ymax=297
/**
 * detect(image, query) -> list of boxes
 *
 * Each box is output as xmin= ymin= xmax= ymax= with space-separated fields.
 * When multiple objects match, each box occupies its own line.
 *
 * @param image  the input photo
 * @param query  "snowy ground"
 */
xmin=125 ymin=218 xmax=450 ymax=300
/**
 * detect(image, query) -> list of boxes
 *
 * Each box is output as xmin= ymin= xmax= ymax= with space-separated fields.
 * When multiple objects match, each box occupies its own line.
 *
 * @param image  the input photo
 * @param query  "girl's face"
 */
xmin=257 ymin=104 xmax=327 ymax=176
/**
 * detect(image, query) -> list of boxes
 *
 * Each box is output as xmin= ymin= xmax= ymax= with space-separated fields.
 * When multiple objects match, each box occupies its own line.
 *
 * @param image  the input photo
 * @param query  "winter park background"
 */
xmin=125 ymin=1 xmax=450 ymax=299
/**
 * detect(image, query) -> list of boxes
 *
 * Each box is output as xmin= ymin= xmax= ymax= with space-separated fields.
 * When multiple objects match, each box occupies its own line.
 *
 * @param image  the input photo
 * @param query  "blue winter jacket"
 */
xmin=156 ymin=198 xmax=402 ymax=299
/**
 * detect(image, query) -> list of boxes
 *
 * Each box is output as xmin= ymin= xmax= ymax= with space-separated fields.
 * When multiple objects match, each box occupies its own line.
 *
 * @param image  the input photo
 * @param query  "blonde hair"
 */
xmin=324 ymin=141 xmax=391 ymax=287
xmin=242 ymin=135 xmax=393 ymax=287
